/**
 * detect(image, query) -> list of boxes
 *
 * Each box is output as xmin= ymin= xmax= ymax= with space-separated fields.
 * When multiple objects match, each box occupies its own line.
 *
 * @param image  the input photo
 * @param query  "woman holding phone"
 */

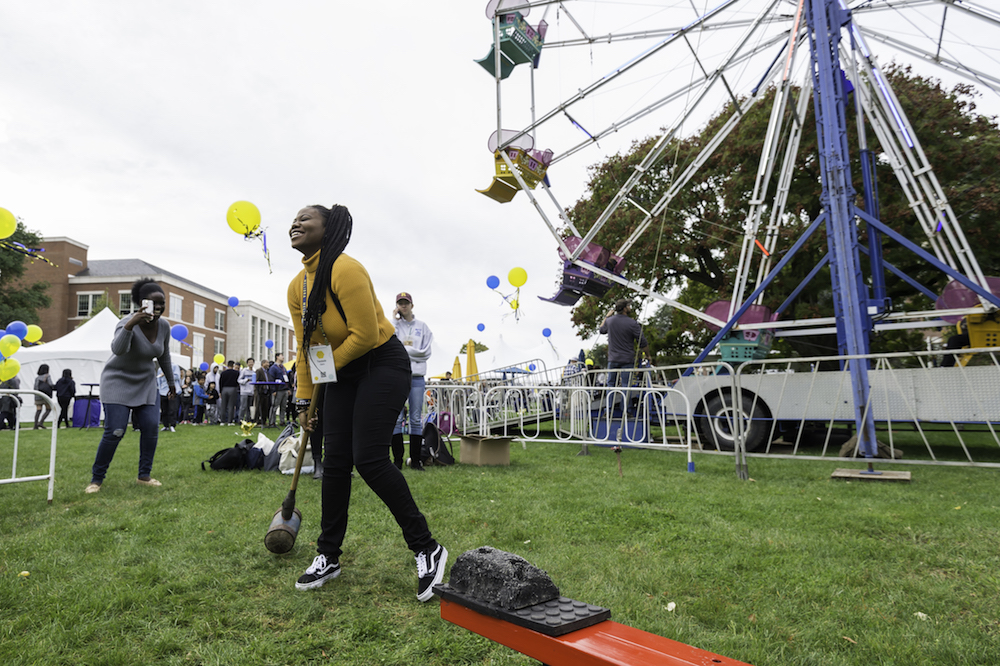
xmin=287 ymin=203 xmax=447 ymax=601
xmin=85 ymin=278 xmax=176 ymax=493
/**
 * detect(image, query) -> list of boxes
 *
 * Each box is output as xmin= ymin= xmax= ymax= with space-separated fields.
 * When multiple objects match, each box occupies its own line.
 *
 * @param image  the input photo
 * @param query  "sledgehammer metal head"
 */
xmin=264 ymin=506 xmax=302 ymax=554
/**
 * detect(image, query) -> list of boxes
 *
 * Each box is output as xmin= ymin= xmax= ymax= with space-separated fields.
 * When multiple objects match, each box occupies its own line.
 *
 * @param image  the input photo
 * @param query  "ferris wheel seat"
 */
xmin=476 ymin=13 xmax=547 ymax=80
xmin=561 ymin=262 xmax=613 ymax=297
xmin=538 ymin=288 xmax=584 ymax=307
xmin=477 ymin=177 xmax=519 ymax=203
xmin=704 ymin=301 xmax=774 ymax=333
xmin=934 ymin=276 xmax=1000 ymax=323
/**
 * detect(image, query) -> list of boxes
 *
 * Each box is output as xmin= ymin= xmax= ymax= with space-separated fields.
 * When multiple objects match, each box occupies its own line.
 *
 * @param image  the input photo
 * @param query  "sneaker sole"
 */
xmin=295 ymin=567 xmax=341 ymax=591
xmin=417 ymin=546 xmax=448 ymax=602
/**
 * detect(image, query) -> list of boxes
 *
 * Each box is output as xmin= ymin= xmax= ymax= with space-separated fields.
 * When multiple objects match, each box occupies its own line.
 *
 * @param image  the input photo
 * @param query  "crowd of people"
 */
xmin=155 ymin=356 xmax=294 ymax=430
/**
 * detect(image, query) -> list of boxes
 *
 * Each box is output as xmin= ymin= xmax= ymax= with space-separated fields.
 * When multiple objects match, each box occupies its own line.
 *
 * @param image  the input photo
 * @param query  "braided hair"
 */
xmin=301 ymin=204 xmax=353 ymax=347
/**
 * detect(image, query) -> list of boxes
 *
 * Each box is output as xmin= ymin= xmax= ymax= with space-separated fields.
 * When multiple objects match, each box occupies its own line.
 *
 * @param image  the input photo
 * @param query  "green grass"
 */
xmin=2 ymin=424 xmax=1000 ymax=665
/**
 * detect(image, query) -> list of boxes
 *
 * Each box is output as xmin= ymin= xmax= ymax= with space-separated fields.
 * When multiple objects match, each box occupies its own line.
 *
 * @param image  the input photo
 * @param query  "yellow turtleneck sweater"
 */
xmin=288 ymin=251 xmax=395 ymax=400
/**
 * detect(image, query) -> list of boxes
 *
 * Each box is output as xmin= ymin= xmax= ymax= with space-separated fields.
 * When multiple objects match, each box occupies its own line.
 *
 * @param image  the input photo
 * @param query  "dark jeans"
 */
xmin=57 ymin=397 xmax=73 ymax=428
xmin=91 ymin=401 xmax=160 ymax=483
xmin=256 ymin=392 xmax=271 ymax=425
xmin=316 ymin=336 xmax=435 ymax=559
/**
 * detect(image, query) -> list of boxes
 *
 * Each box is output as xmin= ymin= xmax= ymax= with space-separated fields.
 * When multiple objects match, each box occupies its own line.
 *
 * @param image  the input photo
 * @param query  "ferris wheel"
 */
xmin=474 ymin=0 xmax=1000 ymax=460
xmin=474 ymin=0 xmax=1000 ymax=338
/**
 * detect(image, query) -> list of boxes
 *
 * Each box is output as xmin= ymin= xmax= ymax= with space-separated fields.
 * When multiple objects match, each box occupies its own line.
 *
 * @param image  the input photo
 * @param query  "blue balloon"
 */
xmin=542 ymin=328 xmax=552 ymax=337
xmin=477 ymin=323 xmax=485 ymax=332
xmin=265 ymin=339 xmax=274 ymax=349
xmin=6 ymin=321 xmax=27 ymax=339
xmin=0 ymin=329 xmax=5 ymax=338
xmin=529 ymin=364 xmax=536 ymax=371
xmin=170 ymin=324 xmax=189 ymax=342
xmin=199 ymin=362 xmax=209 ymax=371
xmin=228 ymin=296 xmax=239 ymax=307
xmin=486 ymin=275 xmax=500 ymax=290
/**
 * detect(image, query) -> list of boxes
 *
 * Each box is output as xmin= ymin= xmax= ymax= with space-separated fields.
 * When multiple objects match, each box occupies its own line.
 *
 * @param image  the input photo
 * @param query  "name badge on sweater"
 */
xmin=308 ymin=345 xmax=338 ymax=384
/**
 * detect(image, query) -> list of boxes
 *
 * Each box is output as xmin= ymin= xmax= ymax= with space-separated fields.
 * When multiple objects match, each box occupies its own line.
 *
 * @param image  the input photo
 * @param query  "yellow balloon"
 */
xmin=0 ymin=334 xmax=21 ymax=359
xmin=226 ymin=201 xmax=261 ymax=235
xmin=213 ymin=353 xmax=225 ymax=366
xmin=508 ymin=267 xmax=528 ymax=288
xmin=0 ymin=207 xmax=15 ymax=240
xmin=24 ymin=325 xmax=42 ymax=343
xmin=0 ymin=358 xmax=20 ymax=381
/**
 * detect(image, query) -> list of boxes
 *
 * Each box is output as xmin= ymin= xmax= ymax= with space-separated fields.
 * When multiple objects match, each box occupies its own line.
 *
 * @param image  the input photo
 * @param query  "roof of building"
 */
xmin=73 ymin=259 xmax=228 ymax=300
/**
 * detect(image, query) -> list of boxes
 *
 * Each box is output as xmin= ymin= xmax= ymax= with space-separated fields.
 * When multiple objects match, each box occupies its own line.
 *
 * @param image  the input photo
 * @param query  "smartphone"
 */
xmin=141 ymin=299 xmax=154 ymax=315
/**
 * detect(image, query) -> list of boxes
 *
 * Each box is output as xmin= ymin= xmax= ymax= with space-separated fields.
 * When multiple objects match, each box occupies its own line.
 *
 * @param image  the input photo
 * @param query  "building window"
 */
xmin=214 ymin=338 xmax=225 ymax=356
xmin=214 ymin=310 xmax=225 ymax=331
xmin=193 ymin=333 xmax=205 ymax=366
xmin=119 ymin=292 xmax=134 ymax=314
xmin=193 ymin=302 xmax=206 ymax=327
xmin=251 ymin=316 xmax=258 ymax=357
xmin=170 ymin=294 xmax=184 ymax=320
xmin=76 ymin=292 xmax=101 ymax=317
xmin=170 ymin=339 xmax=181 ymax=356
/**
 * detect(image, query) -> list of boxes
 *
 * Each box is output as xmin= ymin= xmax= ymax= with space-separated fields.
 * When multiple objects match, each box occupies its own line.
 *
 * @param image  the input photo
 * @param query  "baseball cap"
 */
xmin=396 ymin=292 xmax=413 ymax=303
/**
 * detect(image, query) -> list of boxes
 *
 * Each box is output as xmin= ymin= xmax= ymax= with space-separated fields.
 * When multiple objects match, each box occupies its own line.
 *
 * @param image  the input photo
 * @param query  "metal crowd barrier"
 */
xmin=0 ymin=389 xmax=59 ymax=503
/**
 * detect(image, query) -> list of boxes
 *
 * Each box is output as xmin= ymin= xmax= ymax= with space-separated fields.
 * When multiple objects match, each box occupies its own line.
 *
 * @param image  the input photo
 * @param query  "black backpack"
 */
xmin=421 ymin=417 xmax=455 ymax=466
xmin=202 ymin=439 xmax=254 ymax=471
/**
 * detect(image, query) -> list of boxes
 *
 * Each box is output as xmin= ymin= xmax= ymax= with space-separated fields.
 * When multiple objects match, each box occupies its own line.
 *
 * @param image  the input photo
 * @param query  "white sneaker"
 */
xmin=169 ymin=426 xmax=176 ymax=432
xmin=296 ymin=554 xmax=341 ymax=590
xmin=416 ymin=544 xmax=448 ymax=602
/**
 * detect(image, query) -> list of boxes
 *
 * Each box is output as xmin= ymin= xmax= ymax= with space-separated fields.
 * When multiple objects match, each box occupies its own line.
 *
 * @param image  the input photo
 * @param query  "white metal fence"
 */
xmin=426 ymin=347 xmax=1000 ymax=470
xmin=0 ymin=389 xmax=59 ymax=502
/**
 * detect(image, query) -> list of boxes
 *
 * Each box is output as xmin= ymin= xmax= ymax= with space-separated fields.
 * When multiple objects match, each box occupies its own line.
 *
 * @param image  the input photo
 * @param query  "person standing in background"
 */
xmin=267 ymin=353 xmax=290 ymax=427
xmin=218 ymin=360 xmax=240 ymax=425
xmin=238 ymin=358 xmax=256 ymax=422
xmin=390 ymin=292 xmax=433 ymax=471
xmin=54 ymin=369 xmax=76 ymax=429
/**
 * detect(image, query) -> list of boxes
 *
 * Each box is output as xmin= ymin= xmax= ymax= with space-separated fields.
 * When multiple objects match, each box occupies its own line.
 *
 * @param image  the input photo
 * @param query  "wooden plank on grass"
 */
xmin=830 ymin=468 xmax=912 ymax=482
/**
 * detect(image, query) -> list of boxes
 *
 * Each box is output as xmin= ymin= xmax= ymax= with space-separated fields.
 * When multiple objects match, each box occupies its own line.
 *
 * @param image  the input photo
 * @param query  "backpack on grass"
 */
xmin=202 ymin=439 xmax=256 ymax=471
xmin=421 ymin=413 xmax=455 ymax=466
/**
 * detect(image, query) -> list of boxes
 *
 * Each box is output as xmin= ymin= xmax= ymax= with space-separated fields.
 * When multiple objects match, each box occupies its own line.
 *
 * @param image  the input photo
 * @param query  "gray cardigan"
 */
xmin=100 ymin=317 xmax=175 ymax=407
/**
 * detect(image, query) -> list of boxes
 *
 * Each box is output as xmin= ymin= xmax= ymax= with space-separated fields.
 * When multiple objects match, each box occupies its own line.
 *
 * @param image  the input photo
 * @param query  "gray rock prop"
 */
xmin=839 ymin=435 xmax=904 ymax=459
xmin=447 ymin=546 xmax=560 ymax=610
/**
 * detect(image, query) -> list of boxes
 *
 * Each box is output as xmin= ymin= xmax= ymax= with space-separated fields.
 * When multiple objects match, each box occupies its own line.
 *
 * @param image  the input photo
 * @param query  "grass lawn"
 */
xmin=2 ymin=423 xmax=999 ymax=665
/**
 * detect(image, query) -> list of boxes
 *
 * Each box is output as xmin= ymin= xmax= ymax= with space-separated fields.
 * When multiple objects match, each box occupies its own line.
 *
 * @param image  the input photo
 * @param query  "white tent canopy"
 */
xmin=14 ymin=307 xmax=119 ymax=424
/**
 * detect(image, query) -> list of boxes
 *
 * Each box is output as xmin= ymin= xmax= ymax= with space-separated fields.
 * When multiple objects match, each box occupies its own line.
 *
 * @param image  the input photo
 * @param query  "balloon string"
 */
xmin=242 ymin=228 xmax=272 ymax=274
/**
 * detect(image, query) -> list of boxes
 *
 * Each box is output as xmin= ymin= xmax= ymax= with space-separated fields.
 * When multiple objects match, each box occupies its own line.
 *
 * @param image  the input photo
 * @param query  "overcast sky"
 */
xmin=1 ymin=1 xmax=996 ymax=376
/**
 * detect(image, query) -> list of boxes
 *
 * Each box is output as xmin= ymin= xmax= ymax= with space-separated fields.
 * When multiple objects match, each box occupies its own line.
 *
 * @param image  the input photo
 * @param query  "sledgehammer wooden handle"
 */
xmin=280 ymin=385 xmax=322 ymax=520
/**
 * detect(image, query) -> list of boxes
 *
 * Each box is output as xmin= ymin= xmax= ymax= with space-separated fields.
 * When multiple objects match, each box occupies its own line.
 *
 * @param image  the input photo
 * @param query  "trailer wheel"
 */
xmin=698 ymin=392 xmax=770 ymax=452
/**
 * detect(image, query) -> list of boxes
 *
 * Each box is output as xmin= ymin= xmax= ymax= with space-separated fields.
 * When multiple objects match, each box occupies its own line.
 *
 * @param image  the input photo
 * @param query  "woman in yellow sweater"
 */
xmin=287 ymin=204 xmax=447 ymax=601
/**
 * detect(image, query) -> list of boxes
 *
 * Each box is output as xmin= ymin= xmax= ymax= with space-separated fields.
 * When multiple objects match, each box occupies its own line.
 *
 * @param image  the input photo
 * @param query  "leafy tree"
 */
xmin=565 ymin=67 xmax=1000 ymax=358
xmin=460 ymin=340 xmax=489 ymax=354
xmin=81 ymin=290 xmax=120 ymax=324
xmin=0 ymin=221 xmax=52 ymax=325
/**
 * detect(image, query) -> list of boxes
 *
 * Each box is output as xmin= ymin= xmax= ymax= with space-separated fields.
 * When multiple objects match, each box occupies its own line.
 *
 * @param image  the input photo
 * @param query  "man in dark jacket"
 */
xmin=599 ymin=299 xmax=650 ymax=413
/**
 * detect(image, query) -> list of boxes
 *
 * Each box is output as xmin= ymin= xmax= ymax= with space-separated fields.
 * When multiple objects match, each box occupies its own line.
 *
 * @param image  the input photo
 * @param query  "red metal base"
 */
xmin=440 ymin=598 xmax=753 ymax=666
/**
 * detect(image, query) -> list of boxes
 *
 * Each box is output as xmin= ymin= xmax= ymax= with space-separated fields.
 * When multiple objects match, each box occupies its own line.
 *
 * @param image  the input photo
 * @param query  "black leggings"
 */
xmin=57 ymin=397 xmax=72 ymax=428
xmin=316 ymin=337 xmax=436 ymax=559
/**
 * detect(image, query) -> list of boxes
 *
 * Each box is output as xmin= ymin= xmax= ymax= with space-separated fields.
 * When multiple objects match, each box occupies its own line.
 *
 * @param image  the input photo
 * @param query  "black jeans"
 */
xmin=316 ymin=336 xmax=436 ymax=559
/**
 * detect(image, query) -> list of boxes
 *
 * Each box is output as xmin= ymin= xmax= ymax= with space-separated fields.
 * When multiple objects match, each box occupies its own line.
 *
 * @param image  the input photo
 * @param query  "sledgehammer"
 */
xmin=264 ymin=385 xmax=321 ymax=554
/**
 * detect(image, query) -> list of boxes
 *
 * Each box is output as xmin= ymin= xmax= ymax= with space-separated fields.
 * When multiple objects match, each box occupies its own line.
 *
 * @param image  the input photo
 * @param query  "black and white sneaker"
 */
xmin=415 ymin=544 xmax=448 ymax=602
xmin=295 ymin=554 xmax=341 ymax=591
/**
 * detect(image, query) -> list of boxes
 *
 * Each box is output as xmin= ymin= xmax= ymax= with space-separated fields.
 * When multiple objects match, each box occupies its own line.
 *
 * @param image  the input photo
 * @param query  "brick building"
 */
xmin=18 ymin=238 xmax=294 ymax=368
